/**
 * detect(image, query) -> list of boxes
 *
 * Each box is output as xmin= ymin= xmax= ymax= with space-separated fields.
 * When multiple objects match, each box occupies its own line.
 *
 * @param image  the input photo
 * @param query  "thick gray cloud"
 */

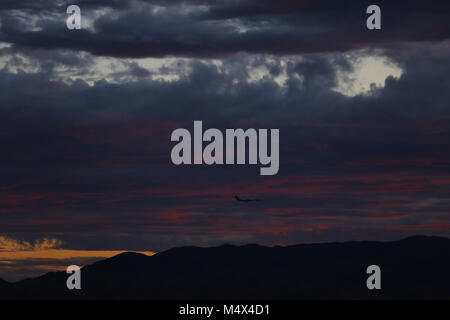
xmin=0 ymin=51 xmax=449 ymax=247
xmin=0 ymin=0 xmax=448 ymax=58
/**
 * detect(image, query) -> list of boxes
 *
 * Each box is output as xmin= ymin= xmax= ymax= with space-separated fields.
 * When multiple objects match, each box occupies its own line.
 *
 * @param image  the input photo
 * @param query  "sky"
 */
xmin=0 ymin=0 xmax=449 ymax=281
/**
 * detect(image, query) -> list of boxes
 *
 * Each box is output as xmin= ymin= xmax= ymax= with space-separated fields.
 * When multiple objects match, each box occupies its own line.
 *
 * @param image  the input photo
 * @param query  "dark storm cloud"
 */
xmin=0 ymin=0 xmax=131 ymax=10
xmin=1 ymin=50 xmax=448 ymax=126
xmin=0 ymin=0 xmax=448 ymax=58
xmin=0 ymin=49 xmax=449 ymax=254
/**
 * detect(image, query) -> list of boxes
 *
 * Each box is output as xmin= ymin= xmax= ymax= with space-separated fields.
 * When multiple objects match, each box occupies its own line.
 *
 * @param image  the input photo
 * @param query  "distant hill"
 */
xmin=0 ymin=279 xmax=14 ymax=299
xmin=1 ymin=235 xmax=449 ymax=299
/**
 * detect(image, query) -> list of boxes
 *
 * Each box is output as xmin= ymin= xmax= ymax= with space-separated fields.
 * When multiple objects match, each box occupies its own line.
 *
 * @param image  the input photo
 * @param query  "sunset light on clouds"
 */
xmin=0 ymin=236 xmax=154 ymax=281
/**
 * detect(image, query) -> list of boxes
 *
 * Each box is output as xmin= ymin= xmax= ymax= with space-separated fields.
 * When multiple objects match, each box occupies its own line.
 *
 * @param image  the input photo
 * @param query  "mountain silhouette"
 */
xmin=1 ymin=235 xmax=449 ymax=299
xmin=0 ymin=278 xmax=15 ymax=299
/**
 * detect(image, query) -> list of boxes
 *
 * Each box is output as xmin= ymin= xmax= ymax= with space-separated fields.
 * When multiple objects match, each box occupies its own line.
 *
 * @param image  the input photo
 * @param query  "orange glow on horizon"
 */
xmin=0 ymin=249 xmax=155 ymax=261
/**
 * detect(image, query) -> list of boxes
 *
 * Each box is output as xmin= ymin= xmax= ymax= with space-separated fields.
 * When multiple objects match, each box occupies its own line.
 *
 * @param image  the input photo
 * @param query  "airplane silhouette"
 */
xmin=235 ymin=195 xmax=260 ymax=202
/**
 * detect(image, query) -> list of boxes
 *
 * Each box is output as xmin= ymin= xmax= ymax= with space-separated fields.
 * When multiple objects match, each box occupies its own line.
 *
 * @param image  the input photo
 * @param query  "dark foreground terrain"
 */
xmin=1 ymin=235 xmax=449 ymax=299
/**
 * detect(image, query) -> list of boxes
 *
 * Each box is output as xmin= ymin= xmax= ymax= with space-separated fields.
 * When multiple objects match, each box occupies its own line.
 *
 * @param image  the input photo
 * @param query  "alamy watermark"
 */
xmin=66 ymin=5 xmax=81 ymax=30
xmin=170 ymin=121 xmax=279 ymax=176
xmin=366 ymin=5 xmax=381 ymax=30
xmin=366 ymin=265 xmax=381 ymax=290
xmin=66 ymin=265 xmax=81 ymax=290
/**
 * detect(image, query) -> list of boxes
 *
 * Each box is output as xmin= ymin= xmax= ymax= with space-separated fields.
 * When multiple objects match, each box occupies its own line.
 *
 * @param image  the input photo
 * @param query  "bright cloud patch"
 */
xmin=334 ymin=55 xmax=403 ymax=96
